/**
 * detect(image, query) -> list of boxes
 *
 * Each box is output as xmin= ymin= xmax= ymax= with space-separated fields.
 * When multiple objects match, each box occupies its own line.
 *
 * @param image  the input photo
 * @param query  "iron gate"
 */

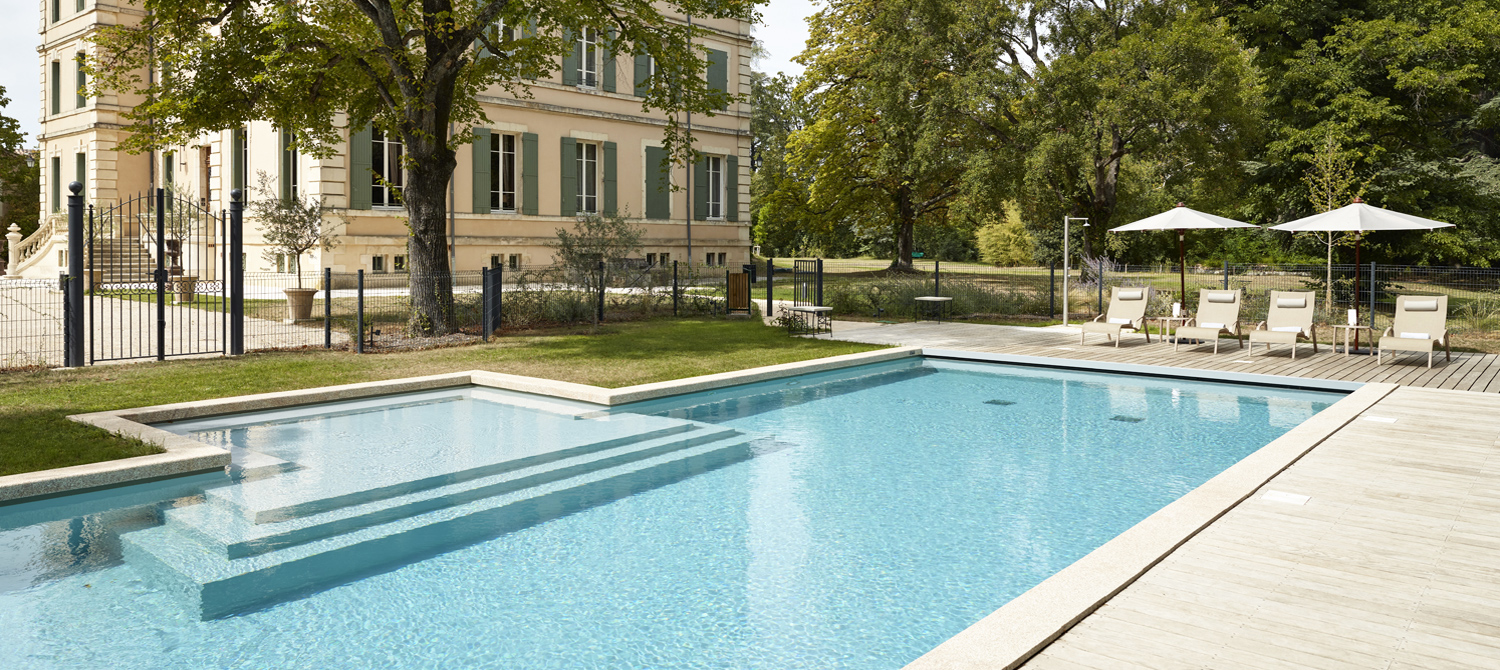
xmin=87 ymin=189 xmax=229 ymax=362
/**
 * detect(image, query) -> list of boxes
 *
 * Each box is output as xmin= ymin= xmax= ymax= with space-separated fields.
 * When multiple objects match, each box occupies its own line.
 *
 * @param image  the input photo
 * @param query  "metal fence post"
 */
xmin=1369 ymin=261 xmax=1377 ymax=331
xmin=481 ymin=267 xmax=491 ymax=342
xmin=597 ymin=260 xmax=605 ymax=323
xmin=229 ymin=190 xmax=244 ymax=355
xmin=672 ymin=260 xmax=679 ymax=317
xmin=64 ymin=181 xmax=83 ymax=367
xmin=816 ymin=258 xmax=824 ymax=306
xmin=155 ymin=187 xmax=166 ymax=361
xmin=766 ymin=257 xmax=774 ymax=317
xmin=1049 ymin=262 xmax=1055 ymax=318
xmin=494 ymin=263 xmax=503 ymax=335
xmin=356 ymin=269 xmax=364 ymax=354
xmin=933 ymin=259 xmax=940 ymax=297
xmin=1098 ymin=262 xmax=1104 ymax=316
xmin=323 ymin=267 xmax=331 ymax=349
xmin=1223 ymin=260 xmax=1229 ymax=290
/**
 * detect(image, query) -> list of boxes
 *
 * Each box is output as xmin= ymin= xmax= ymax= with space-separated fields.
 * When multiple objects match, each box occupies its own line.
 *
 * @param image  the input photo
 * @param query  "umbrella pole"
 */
xmin=1178 ymin=229 xmax=1187 ymax=306
xmin=1353 ymin=234 xmax=1362 ymax=350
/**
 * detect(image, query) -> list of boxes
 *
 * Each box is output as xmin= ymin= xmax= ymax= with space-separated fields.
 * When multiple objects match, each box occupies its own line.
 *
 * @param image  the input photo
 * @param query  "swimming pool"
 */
xmin=0 ymin=358 xmax=1341 ymax=668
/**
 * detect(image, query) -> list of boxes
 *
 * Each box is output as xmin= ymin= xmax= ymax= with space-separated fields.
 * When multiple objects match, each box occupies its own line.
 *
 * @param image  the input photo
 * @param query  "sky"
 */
xmin=0 ymin=0 xmax=818 ymax=145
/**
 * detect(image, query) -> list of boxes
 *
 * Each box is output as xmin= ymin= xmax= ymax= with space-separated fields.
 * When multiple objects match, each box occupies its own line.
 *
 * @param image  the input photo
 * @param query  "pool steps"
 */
xmin=122 ymin=421 xmax=759 ymax=620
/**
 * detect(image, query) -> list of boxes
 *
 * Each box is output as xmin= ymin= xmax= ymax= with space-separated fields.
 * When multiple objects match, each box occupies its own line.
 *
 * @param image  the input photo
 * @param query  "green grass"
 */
xmin=0 ymin=318 xmax=882 ymax=477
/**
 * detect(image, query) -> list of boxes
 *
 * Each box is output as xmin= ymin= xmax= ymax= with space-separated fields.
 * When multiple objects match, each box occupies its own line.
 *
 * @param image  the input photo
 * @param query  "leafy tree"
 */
xmin=551 ymin=210 xmax=644 ymax=295
xmin=0 ymin=86 xmax=38 ymax=243
xmin=976 ymin=205 xmax=1035 ymax=267
xmin=783 ymin=0 xmax=977 ymax=270
xmin=87 ymin=0 xmax=755 ymax=333
xmin=1301 ymin=131 xmax=1364 ymax=313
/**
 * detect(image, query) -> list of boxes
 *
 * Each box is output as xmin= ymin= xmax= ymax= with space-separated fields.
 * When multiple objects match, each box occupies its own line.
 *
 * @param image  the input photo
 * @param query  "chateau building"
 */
xmin=15 ymin=1 xmax=752 ymax=278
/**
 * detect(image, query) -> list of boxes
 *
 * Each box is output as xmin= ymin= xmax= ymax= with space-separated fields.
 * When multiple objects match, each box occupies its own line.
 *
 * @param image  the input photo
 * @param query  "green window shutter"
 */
xmin=348 ymin=124 xmax=372 ymax=210
xmin=634 ymin=54 xmax=650 ymax=97
xmin=75 ymin=56 xmax=86 ymax=109
xmin=707 ymin=49 xmax=728 ymax=110
xmin=645 ymin=146 xmax=670 ymax=219
xmin=76 ymin=153 xmax=86 ymax=197
xmin=602 ymin=141 xmax=617 ymax=216
xmin=50 ymin=62 xmax=59 ymax=115
xmin=521 ymin=132 xmax=538 ymax=215
xmin=50 ymin=155 xmax=60 ymax=211
xmin=562 ymin=31 xmax=580 ymax=86
xmin=601 ymin=29 xmax=617 ymax=93
xmin=231 ymin=127 xmax=247 ymax=196
xmin=524 ymin=19 xmax=539 ymax=80
xmin=472 ymin=128 xmax=491 ymax=213
xmin=725 ymin=155 xmax=738 ymax=222
xmin=693 ymin=156 xmax=708 ymax=221
xmin=559 ymin=136 xmax=577 ymax=217
xmin=279 ymin=130 xmax=293 ymax=202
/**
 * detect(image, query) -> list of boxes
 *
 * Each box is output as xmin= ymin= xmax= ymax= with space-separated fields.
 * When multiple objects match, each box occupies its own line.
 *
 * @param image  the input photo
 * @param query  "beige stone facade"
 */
xmin=20 ymin=3 xmax=752 ymax=279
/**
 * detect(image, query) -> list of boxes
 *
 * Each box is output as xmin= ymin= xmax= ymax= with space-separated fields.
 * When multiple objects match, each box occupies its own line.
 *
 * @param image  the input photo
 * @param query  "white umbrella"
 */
xmin=1110 ymin=203 xmax=1259 ymax=304
xmin=1269 ymin=198 xmax=1454 ymax=348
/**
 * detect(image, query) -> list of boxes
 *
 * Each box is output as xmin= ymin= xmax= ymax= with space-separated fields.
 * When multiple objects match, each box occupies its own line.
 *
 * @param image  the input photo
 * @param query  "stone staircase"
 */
xmin=89 ymin=237 xmax=156 ymax=284
xmin=121 ymin=417 xmax=760 ymax=619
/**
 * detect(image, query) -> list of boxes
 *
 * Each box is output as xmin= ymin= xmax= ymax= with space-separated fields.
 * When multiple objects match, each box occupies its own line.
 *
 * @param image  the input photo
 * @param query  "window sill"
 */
xmin=489 ymin=209 xmax=519 ymax=215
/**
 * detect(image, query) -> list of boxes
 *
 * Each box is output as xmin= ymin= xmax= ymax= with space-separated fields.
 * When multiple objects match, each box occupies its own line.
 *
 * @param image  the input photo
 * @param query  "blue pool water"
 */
xmin=0 ymin=359 xmax=1341 ymax=669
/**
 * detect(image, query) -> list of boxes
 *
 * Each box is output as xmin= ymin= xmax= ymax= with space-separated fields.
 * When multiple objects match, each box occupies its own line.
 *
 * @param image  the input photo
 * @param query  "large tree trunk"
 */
xmin=1088 ymin=131 xmax=1127 ymax=259
xmin=404 ymin=156 xmax=457 ymax=335
xmin=890 ymin=186 xmax=915 ymax=271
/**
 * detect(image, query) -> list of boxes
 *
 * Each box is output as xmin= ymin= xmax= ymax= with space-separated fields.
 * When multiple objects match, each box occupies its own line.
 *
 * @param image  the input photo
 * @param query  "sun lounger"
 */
xmin=1174 ymin=289 xmax=1245 ymax=353
xmin=1378 ymin=295 xmax=1450 ymax=368
xmin=1248 ymin=291 xmax=1318 ymax=359
xmin=1080 ymin=286 xmax=1154 ymax=347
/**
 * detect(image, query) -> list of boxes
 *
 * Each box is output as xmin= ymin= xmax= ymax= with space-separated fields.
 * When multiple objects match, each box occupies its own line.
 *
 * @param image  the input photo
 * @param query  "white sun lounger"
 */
xmin=1378 ymin=295 xmax=1450 ymax=368
xmin=1080 ymin=286 xmax=1154 ymax=347
xmin=1248 ymin=290 xmax=1319 ymax=359
xmin=1174 ymin=289 xmax=1245 ymax=354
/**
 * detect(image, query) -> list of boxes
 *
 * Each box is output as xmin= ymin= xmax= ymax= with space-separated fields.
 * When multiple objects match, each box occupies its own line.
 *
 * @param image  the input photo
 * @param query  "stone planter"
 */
xmin=173 ymin=276 xmax=198 ymax=303
xmin=284 ymin=287 xmax=318 ymax=322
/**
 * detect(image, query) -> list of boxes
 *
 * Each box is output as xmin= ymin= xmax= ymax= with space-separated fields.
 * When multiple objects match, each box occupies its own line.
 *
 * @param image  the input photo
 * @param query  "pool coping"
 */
xmin=0 ymin=347 xmax=921 ymax=504
xmin=902 ymin=374 xmax=1395 ymax=670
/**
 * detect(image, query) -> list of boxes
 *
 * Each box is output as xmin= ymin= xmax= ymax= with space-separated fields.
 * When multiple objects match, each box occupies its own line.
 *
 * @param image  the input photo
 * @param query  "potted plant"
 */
xmin=250 ymin=171 xmax=341 ymax=321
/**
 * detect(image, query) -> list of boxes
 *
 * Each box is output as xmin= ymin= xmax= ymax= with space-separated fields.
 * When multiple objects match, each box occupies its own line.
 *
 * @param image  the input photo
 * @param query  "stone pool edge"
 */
xmin=0 ymin=347 xmax=919 ymax=503
xmin=902 ymin=378 xmax=1397 ymax=670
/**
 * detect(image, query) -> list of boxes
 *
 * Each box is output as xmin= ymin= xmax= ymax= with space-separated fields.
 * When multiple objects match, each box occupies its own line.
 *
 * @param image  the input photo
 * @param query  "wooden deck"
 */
xmin=822 ymin=321 xmax=1500 ymax=669
xmin=826 ymin=320 xmax=1500 ymax=392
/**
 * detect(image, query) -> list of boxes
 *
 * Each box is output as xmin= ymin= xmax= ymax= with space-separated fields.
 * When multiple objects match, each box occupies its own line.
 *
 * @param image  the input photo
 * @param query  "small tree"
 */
xmin=1302 ymin=131 xmax=1365 ymax=318
xmin=551 ymin=211 xmax=644 ymax=293
xmin=249 ymin=171 xmax=341 ymax=288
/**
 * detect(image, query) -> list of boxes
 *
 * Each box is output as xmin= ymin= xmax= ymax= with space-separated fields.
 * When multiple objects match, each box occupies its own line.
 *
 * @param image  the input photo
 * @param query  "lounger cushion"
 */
xmin=1399 ymin=332 xmax=1430 ymax=340
xmin=1404 ymin=299 xmax=1439 ymax=312
xmin=1108 ymin=318 xmax=1133 ymax=325
xmin=1205 ymin=292 xmax=1236 ymax=303
xmin=1199 ymin=322 xmax=1226 ymax=329
xmin=1116 ymin=289 xmax=1144 ymax=300
xmin=1271 ymin=326 xmax=1302 ymax=333
xmin=1276 ymin=298 xmax=1306 ymax=308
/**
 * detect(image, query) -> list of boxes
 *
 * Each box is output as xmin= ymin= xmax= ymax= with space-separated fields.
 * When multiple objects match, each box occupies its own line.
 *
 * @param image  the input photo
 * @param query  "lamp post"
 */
xmin=1062 ymin=216 xmax=1089 ymax=326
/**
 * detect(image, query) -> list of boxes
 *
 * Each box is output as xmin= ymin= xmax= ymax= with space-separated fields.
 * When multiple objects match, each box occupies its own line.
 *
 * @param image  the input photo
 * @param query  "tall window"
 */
xmin=706 ymin=155 xmax=724 ymax=219
xmin=490 ymin=133 xmax=516 ymax=212
xmin=283 ymin=130 xmax=299 ymax=201
xmin=51 ymin=0 xmax=59 ymax=23
xmin=578 ymin=29 xmax=599 ymax=87
xmin=575 ymin=142 xmax=598 ymax=213
xmin=50 ymin=156 xmax=60 ymax=212
xmin=75 ymin=0 xmax=82 ymax=11
xmin=50 ymin=62 xmax=60 ymax=115
xmin=75 ymin=53 xmax=86 ymax=109
xmin=371 ymin=129 xmax=403 ymax=208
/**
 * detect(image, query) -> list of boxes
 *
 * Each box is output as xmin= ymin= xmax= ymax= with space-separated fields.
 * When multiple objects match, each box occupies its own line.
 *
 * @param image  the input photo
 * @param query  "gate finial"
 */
xmin=69 ymin=181 xmax=82 ymax=194
xmin=231 ymin=189 xmax=243 ymax=202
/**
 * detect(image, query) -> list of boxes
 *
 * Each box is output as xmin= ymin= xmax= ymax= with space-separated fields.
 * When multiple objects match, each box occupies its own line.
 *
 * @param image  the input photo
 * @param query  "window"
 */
xmin=508 ymin=254 xmax=520 ymax=270
xmin=371 ymin=255 xmax=386 ymax=273
xmin=706 ymin=253 xmax=714 ymax=266
xmin=371 ymin=129 xmax=403 ymax=207
xmin=393 ymin=255 xmax=407 ymax=272
xmin=490 ymin=254 xmax=501 ymax=269
xmin=490 ymin=133 xmax=517 ymax=212
xmin=50 ymin=61 xmax=60 ymax=115
xmin=284 ymin=131 xmax=299 ymax=201
xmin=706 ymin=156 xmax=724 ymax=219
xmin=75 ymin=153 xmax=85 ymax=196
xmin=275 ymin=253 xmax=286 ymax=273
xmin=162 ymin=152 xmax=172 ymax=186
xmin=718 ymin=252 xmax=727 ymax=266
xmin=575 ymin=141 xmax=598 ymax=214
xmin=51 ymin=0 xmax=58 ymax=23
xmin=660 ymin=252 xmax=670 ymax=265
xmin=75 ymin=53 xmax=86 ymax=109
xmin=577 ymin=28 xmax=599 ymax=87
xmin=75 ymin=0 xmax=82 ymax=12
xmin=646 ymin=252 xmax=656 ymax=266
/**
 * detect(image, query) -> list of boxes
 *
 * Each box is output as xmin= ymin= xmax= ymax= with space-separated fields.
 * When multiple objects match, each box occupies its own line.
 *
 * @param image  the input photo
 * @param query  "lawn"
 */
xmin=0 ymin=318 xmax=883 ymax=477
